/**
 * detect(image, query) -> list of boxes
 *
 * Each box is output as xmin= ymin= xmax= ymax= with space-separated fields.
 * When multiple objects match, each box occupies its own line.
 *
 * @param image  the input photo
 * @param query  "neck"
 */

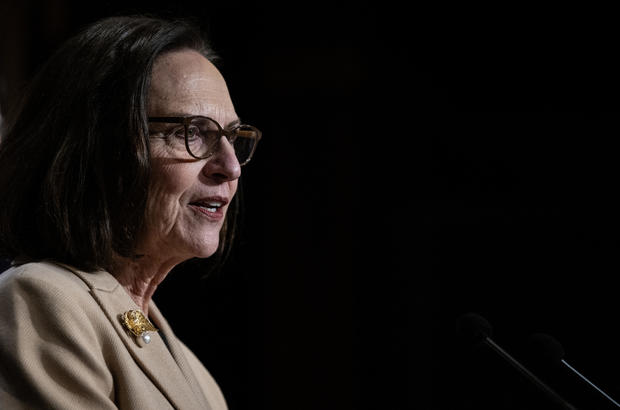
xmin=110 ymin=254 xmax=180 ymax=315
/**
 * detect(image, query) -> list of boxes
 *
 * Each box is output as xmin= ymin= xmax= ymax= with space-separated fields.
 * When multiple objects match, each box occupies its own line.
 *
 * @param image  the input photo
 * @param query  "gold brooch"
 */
xmin=120 ymin=310 xmax=158 ymax=344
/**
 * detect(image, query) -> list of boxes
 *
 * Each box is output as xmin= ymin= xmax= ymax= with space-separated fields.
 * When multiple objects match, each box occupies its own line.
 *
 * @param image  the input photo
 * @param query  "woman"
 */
xmin=0 ymin=16 xmax=261 ymax=409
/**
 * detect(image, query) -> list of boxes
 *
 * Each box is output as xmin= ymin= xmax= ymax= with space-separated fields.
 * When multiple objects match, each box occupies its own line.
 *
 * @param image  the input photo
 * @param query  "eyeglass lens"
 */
xmin=188 ymin=117 xmax=259 ymax=164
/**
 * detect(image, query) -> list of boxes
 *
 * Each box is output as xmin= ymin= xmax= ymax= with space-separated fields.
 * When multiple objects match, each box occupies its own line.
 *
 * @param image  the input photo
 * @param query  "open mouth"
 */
xmin=188 ymin=197 xmax=228 ymax=218
xmin=190 ymin=201 xmax=223 ymax=212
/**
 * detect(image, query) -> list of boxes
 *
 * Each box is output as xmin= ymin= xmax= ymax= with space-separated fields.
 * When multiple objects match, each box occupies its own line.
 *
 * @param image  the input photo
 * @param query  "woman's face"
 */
xmin=141 ymin=49 xmax=241 ymax=263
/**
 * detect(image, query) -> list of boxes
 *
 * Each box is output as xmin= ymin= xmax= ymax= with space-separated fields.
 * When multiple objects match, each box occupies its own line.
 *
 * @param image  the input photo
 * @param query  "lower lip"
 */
xmin=188 ymin=204 xmax=225 ymax=220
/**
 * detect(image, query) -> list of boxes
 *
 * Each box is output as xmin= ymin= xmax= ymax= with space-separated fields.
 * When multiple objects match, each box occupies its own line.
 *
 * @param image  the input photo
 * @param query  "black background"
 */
xmin=1 ymin=2 xmax=619 ymax=409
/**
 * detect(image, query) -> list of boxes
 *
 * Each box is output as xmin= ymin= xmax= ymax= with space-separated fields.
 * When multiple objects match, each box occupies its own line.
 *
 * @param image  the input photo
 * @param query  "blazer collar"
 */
xmin=56 ymin=263 xmax=211 ymax=410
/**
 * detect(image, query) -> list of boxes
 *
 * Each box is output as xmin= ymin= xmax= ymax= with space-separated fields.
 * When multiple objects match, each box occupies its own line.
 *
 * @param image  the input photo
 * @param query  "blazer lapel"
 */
xmin=149 ymin=302 xmax=211 ymax=410
xmin=60 ymin=264 xmax=210 ymax=410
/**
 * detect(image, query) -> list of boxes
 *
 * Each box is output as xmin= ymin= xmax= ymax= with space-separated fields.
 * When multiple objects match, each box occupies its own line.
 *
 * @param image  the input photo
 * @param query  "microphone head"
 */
xmin=456 ymin=312 xmax=492 ymax=345
xmin=527 ymin=333 xmax=565 ymax=365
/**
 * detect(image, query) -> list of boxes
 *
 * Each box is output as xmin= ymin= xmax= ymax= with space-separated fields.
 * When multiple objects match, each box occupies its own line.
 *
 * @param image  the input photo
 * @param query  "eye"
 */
xmin=186 ymin=125 xmax=201 ymax=141
xmin=158 ymin=126 xmax=189 ymax=154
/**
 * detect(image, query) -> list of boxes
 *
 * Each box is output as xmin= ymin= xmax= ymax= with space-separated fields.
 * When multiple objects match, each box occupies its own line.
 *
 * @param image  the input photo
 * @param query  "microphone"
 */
xmin=456 ymin=313 xmax=578 ymax=410
xmin=528 ymin=333 xmax=620 ymax=408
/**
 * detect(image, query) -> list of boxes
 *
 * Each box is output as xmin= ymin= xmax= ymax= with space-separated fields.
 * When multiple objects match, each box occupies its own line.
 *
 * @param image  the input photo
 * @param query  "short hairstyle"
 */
xmin=0 ymin=16 xmax=238 ymax=272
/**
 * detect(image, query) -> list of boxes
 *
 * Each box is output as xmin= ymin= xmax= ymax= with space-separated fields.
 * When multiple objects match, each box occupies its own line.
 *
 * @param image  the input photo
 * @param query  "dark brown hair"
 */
xmin=0 ymin=16 xmax=238 ymax=272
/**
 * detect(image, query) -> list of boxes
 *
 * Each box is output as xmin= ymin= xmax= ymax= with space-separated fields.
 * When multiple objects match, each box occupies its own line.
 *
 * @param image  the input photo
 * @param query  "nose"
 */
xmin=201 ymin=136 xmax=241 ymax=182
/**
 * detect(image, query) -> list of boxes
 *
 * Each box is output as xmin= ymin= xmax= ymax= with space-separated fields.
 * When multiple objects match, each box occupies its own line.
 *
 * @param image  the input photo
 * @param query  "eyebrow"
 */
xmin=153 ymin=113 xmax=241 ymax=129
xmin=226 ymin=118 xmax=241 ymax=129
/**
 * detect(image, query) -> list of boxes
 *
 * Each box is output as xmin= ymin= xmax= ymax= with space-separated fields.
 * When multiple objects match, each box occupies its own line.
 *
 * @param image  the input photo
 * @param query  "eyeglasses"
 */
xmin=148 ymin=115 xmax=262 ymax=166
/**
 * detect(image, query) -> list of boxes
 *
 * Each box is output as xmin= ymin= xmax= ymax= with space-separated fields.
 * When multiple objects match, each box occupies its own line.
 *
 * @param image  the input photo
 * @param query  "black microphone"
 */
xmin=456 ymin=313 xmax=578 ymax=410
xmin=528 ymin=333 xmax=620 ymax=408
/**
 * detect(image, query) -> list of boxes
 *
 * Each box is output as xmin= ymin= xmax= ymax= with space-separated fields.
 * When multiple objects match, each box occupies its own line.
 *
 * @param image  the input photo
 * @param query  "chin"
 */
xmin=194 ymin=248 xmax=218 ymax=259
xmin=171 ymin=226 xmax=223 ymax=261
xmin=190 ymin=239 xmax=220 ymax=259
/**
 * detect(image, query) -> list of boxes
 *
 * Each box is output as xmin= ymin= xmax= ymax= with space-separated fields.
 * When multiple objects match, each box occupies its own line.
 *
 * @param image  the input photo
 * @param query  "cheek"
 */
xmin=146 ymin=164 xmax=195 ymax=227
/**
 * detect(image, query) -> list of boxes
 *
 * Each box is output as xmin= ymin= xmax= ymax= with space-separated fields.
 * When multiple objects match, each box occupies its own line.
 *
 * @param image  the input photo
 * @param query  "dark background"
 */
xmin=1 ymin=2 xmax=619 ymax=409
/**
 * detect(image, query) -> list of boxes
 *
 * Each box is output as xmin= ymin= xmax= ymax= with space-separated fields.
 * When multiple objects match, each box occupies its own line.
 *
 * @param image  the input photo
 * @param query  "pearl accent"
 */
xmin=142 ymin=333 xmax=151 ymax=344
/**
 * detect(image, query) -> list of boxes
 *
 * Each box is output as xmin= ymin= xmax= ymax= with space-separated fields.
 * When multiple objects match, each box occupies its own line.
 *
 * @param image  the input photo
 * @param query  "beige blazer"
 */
xmin=0 ymin=261 xmax=228 ymax=409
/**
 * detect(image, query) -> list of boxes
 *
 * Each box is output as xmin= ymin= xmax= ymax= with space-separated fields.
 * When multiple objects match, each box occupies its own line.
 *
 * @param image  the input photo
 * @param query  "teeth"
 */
xmin=191 ymin=200 xmax=223 ymax=213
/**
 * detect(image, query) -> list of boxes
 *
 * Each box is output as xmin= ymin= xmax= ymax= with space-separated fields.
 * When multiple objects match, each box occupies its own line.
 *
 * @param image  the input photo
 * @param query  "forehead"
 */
xmin=148 ymin=49 xmax=236 ymax=119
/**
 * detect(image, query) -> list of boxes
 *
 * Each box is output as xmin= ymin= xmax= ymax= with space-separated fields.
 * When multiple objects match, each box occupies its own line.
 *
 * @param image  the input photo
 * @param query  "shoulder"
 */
xmin=0 ymin=261 xmax=102 ymax=332
xmin=0 ymin=260 xmax=112 ymax=364
xmin=0 ymin=261 xmax=90 ymax=293
xmin=0 ymin=262 xmax=117 ymax=407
